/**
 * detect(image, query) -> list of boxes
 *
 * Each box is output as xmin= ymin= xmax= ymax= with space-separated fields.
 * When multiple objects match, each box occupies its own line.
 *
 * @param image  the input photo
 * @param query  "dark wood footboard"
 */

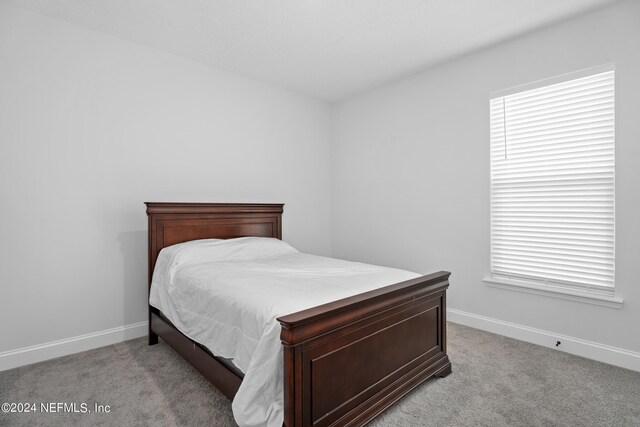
xmin=278 ymin=271 xmax=451 ymax=427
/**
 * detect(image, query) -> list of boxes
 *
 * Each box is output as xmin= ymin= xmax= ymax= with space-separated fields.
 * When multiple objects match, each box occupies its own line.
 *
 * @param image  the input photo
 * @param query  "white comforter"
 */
xmin=149 ymin=237 xmax=419 ymax=427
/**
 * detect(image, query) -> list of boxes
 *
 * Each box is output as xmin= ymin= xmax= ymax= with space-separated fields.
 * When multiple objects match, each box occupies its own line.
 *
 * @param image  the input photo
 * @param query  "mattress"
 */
xmin=149 ymin=237 xmax=420 ymax=427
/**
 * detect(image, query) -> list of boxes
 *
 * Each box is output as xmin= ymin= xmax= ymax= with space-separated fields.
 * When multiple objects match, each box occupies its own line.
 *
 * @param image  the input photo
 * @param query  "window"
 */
xmin=489 ymin=67 xmax=615 ymax=297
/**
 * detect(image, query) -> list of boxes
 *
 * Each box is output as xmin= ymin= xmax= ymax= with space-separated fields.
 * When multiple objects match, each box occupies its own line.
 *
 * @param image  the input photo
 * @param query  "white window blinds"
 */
xmin=490 ymin=68 xmax=615 ymax=294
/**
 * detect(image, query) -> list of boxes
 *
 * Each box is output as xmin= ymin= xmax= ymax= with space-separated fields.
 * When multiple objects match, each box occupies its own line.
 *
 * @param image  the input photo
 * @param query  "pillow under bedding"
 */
xmin=152 ymin=237 xmax=299 ymax=284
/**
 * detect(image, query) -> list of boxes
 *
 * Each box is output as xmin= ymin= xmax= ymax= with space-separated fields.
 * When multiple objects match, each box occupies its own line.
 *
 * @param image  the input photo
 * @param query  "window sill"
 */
xmin=483 ymin=277 xmax=623 ymax=309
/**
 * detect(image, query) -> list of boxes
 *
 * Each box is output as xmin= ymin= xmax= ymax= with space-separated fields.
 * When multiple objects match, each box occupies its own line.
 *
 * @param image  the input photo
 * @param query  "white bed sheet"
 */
xmin=149 ymin=237 xmax=419 ymax=427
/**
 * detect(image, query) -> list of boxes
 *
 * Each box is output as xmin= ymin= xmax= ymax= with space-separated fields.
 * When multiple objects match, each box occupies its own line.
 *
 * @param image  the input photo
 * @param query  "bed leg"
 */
xmin=149 ymin=312 xmax=158 ymax=345
xmin=149 ymin=330 xmax=158 ymax=345
xmin=435 ymin=363 xmax=452 ymax=378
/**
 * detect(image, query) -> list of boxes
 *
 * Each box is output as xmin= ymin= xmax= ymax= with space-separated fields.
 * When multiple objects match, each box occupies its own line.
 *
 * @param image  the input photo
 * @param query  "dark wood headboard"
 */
xmin=145 ymin=202 xmax=284 ymax=289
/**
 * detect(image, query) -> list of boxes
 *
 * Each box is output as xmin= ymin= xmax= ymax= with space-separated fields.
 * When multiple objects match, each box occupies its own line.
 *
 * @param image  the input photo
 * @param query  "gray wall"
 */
xmin=0 ymin=3 xmax=332 ymax=353
xmin=332 ymin=0 xmax=640 ymax=354
xmin=2 ymin=0 xmax=639 ymax=368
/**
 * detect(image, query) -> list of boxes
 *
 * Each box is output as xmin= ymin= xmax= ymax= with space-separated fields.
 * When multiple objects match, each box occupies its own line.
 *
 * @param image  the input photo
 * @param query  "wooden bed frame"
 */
xmin=146 ymin=202 xmax=451 ymax=427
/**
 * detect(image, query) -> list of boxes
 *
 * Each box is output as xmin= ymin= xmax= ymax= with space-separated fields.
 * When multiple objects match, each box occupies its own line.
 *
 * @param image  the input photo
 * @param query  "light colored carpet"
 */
xmin=1 ymin=323 xmax=639 ymax=426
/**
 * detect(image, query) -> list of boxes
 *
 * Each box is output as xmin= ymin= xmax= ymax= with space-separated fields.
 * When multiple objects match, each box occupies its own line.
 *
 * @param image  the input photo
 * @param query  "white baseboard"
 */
xmin=447 ymin=308 xmax=640 ymax=372
xmin=0 ymin=321 xmax=148 ymax=372
xmin=4 ymin=313 xmax=639 ymax=374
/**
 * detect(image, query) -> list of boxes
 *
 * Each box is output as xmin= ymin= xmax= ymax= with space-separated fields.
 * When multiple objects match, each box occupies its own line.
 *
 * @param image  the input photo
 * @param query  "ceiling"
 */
xmin=1 ymin=0 xmax=622 ymax=102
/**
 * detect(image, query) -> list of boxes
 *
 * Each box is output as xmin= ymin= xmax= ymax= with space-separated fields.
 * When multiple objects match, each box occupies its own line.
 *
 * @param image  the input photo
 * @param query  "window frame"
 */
xmin=485 ymin=65 xmax=620 ymax=307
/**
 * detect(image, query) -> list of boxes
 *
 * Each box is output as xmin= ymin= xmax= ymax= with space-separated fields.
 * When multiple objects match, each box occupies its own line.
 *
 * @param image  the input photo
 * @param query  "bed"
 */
xmin=146 ymin=202 xmax=451 ymax=427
